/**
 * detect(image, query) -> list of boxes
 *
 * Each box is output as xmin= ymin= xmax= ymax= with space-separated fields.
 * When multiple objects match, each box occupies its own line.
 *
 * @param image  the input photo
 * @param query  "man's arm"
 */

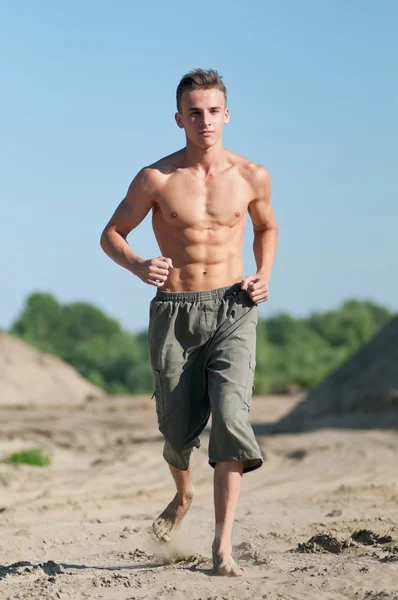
xmin=100 ymin=168 xmax=172 ymax=287
xmin=242 ymin=166 xmax=278 ymax=303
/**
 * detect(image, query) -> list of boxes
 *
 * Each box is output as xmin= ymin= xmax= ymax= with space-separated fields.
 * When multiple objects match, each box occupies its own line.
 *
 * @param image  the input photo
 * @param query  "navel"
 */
xmin=235 ymin=212 xmax=240 ymax=218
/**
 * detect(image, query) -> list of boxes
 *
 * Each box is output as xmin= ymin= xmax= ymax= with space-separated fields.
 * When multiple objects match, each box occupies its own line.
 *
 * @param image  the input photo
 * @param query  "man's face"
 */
xmin=175 ymin=88 xmax=230 ymax=147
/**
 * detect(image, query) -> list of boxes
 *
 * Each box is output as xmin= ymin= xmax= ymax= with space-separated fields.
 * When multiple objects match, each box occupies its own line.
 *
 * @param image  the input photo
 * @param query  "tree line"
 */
xmin=9 ymin=292 xmax=392 ymax=395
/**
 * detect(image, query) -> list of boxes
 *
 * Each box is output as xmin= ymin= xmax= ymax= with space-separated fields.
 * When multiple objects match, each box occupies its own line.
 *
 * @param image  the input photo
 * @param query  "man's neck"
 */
xmin=183 ymin=139 xmax=226 ymax=175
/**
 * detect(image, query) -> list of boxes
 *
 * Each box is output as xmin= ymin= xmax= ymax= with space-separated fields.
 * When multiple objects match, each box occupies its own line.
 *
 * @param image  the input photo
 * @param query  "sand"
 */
xmin=0 ymin=332 xmax=104 ymax=407
xmin=1 ymin=393 xmax=398 ymax=600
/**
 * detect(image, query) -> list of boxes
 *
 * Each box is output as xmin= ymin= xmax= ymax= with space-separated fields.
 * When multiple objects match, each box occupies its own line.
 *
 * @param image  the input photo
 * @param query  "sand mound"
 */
xmin=0 ymin=332 xmax=104 ymax=406
xmin=274 ymin=315 xmax=398 ymax=432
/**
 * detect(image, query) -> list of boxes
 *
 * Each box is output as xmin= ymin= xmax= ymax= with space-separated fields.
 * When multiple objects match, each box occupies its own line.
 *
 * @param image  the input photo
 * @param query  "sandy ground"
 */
xmin=1 ymin=394 xmax=398 ymax=600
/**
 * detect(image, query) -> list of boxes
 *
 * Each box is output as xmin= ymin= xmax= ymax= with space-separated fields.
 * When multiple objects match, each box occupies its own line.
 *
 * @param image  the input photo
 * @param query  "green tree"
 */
xmin=11 ymin=292 xmax=62 ymax=353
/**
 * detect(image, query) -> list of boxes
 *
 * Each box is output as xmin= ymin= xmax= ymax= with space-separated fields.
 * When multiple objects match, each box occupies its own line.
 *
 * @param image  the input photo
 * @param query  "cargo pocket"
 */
xmin=244 ymin=354 xmax=256 ymax=411
xmin=152 ymin=369 xmax=165 ymax=423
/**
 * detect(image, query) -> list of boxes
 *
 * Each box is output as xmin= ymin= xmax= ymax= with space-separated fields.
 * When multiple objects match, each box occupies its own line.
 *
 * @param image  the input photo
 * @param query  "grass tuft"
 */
xmin=8 ymin=447 xmax=51 ymax=467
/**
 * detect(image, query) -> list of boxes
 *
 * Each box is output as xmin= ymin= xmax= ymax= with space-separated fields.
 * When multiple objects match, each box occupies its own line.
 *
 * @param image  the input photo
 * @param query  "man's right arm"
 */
xmin=100 ymin=168 xmax=172 ymax=287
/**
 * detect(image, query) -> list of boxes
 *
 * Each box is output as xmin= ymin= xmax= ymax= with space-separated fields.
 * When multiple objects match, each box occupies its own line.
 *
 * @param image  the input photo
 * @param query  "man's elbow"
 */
xmin=100 ymin=228 xmax=109 ymax=252
xmin=100 ymin=226 xmax=127 ymax=252
xmin=100 ymin=226 xmax=116 ymax=254
xmin=267 ymin=218 xmax=279 ymax=235
xmin=255 ymin=223 xmax=279 ymax=236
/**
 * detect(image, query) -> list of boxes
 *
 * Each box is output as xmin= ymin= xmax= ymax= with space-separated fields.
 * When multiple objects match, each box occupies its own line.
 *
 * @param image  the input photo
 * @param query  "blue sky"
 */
xmin=1 ymin=1 xmax=397 ymax=333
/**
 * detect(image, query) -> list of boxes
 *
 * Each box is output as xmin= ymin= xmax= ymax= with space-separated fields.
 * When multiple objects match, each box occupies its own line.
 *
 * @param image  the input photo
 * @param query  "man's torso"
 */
xmin=146 ymin=149 xmax=260 ymax=292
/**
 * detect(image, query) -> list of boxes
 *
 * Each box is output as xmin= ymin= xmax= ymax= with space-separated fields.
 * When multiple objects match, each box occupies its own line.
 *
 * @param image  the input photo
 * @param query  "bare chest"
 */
xmin=154 ymin=173 xmax=253 ymax=228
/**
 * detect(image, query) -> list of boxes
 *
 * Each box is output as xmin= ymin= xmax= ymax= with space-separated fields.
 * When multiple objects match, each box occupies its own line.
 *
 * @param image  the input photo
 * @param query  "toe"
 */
xmin=213 ymin=555 xmax=243 ymax=577
xmin=152 ymin=520 xmax=161 ymax=534
xmin=152 ymin=519 xmax=173 ymax=543
xmin=152 ymin=519 xmax=166 ymax=537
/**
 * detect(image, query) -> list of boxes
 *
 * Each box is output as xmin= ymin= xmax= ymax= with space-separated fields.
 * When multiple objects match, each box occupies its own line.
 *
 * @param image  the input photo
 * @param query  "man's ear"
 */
xmin=224 ymin=108 xmax=230 ymax=124
xmin=175 ymin=112 xmax=184 ymax=129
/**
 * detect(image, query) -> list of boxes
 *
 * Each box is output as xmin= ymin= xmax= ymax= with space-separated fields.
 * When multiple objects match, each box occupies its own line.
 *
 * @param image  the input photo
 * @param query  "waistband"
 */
xmin=155 ymin=282 xmax=242 ymax=303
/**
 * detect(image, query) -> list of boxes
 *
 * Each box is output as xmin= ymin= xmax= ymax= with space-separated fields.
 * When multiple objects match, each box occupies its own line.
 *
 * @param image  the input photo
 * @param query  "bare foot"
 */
xmin=152 ymin=491 xmax=194 ymax=543
xmin=212 ymin=549 xmax=244 ymax=577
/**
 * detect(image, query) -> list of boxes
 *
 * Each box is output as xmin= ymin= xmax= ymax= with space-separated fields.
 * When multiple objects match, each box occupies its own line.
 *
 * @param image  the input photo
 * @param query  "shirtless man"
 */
xmin=100 ymin=69 xmax=278 ymax=576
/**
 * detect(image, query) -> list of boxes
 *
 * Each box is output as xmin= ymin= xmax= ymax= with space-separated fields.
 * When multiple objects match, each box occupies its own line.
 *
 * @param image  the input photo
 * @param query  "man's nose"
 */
xmin=200 ymin=112 xmax=211 ymax=128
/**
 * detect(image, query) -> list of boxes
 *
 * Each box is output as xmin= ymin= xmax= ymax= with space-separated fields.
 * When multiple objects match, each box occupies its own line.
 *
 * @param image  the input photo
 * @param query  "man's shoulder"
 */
xmin=228 ymin=151 xmax=271 ymax=188
xmin=133 ymin=150 xmax=183 ymax=194
xmin=145 ymin=150 xmax=184 ymax=177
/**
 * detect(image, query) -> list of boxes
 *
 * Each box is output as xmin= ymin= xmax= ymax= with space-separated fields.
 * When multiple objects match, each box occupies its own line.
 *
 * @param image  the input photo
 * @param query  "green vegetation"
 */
xmin=8 ymin=447 xmax=51 ymax=467
xmin=10 ymin=292 xmax=393 ymax=395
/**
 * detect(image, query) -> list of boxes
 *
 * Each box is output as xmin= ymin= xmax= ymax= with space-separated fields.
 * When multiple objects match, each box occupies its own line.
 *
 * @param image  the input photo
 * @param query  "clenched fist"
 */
xmin=136 ymin=256 xmax=173 ymax=287
xmin=241 ymin=274 xmax=269 ymax=304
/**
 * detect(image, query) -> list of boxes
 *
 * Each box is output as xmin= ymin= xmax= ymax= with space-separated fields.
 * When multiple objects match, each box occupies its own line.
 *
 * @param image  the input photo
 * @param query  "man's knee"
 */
xmin=162 ymin=438 xmax=199 ymax=471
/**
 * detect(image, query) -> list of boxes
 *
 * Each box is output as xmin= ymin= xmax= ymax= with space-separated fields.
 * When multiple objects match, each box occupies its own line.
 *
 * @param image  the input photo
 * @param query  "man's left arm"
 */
xmin=243 ymin=166 xmax=279 ymax=303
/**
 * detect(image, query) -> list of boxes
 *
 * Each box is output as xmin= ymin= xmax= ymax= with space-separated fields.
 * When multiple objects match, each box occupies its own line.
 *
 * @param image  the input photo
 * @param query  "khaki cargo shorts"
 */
xmin=148 ymin=283 xmax=263 ymax=474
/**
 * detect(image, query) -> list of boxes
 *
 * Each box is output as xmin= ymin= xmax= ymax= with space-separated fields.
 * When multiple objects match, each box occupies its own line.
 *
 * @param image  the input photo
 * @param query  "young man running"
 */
xmin=100 ymin=69 xmax=278 ymax=576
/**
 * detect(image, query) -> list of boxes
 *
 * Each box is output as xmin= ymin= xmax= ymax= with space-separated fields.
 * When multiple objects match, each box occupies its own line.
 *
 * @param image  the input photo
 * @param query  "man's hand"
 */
xmin=241 ymin=275 xmax=269 ymax=304
xmin=135 ymin=256 xmax=173 ymax=287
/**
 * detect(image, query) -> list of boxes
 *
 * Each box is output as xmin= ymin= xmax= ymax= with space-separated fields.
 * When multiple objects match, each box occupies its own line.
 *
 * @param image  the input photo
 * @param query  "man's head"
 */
xmin=176 ymin=69 xmax=227 ymax=112
xmin=175 ymin=69 xmax=230 ymax=147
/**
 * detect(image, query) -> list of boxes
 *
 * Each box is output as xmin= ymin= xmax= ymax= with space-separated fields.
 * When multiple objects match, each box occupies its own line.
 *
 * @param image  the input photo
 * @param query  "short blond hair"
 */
xmin=176 ymin=69 xmax=227 ymax=112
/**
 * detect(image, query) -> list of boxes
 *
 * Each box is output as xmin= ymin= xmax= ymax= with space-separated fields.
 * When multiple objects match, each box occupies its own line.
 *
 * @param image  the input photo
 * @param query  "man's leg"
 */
xmin=212 ymin=460 xmax=244 ymax=576
xmin=152 ymin=452 xmax=195 ymax=542
xmin=206 ymin=290 xmax=262 ymax=573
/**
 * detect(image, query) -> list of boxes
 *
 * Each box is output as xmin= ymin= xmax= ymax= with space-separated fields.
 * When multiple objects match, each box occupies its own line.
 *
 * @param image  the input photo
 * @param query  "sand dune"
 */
xmin=0 ymin=332 xmax=104 ymax=406
xmin=274 ymin=316 xmax=398 ymax=433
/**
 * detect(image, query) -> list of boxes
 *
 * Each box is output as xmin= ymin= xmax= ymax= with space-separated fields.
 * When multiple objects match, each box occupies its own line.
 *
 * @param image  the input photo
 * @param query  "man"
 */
xmin=100 ymin=69 xmax=278 ymax=577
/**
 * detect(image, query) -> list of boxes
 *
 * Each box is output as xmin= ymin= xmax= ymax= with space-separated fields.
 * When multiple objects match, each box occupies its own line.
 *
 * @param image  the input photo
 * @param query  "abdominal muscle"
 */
xmin=153 ymin=219 xmax=246 ymax=292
